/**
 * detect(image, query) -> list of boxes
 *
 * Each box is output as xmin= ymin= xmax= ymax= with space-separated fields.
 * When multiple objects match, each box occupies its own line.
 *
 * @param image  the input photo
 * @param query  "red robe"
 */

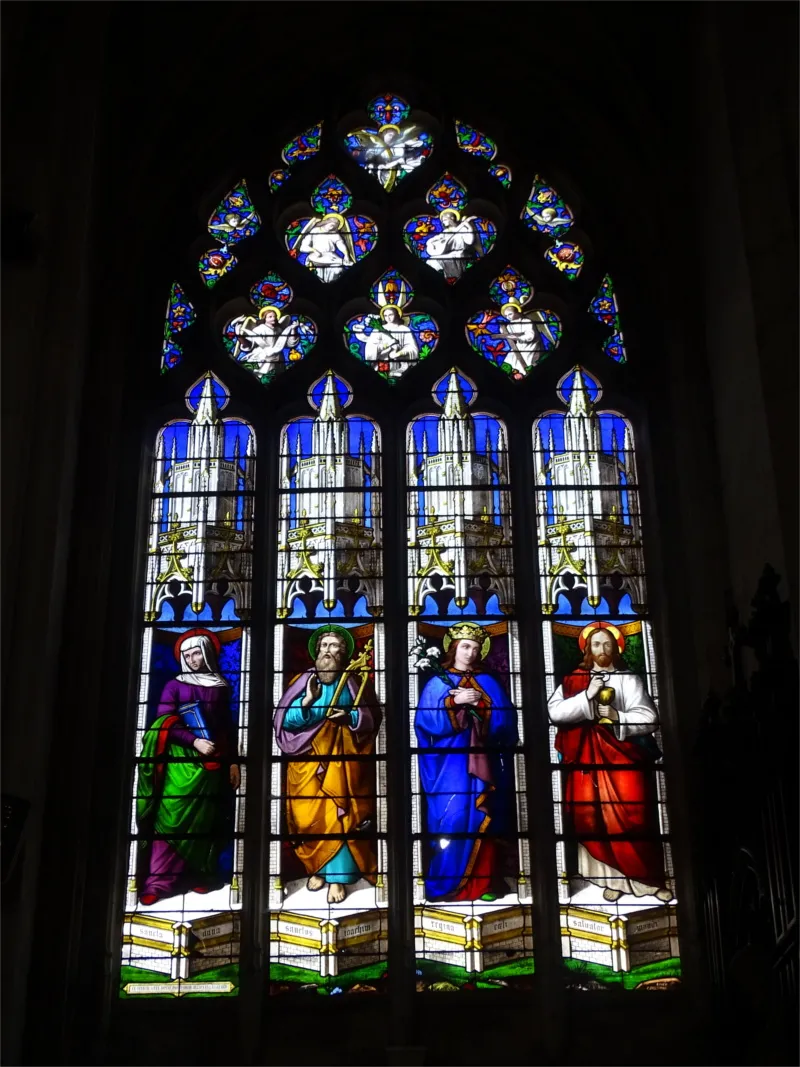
xmin=554 ymin=669 xmax=665 ymax=889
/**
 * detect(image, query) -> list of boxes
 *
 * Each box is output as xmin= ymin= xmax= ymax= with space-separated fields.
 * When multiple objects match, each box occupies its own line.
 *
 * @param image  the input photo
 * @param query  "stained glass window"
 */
xmin=346 ymin=94 xmax=434 ymax=192
xmin=199 ymin=181 xmax=260 ymax=288
xmin=521 ymin=176 xmax=574 ymax=236
xmin=589 ymin=275 xmax=628 ymax=362
xmin=223 ymin=271 xmax=317 ymax=385
xmin=286 ymin=176 xmax=378 ymax=283
xmin=488 ymin=163 xmax=512 ymax=189
xmin=344 ymin=268 xmax=439 ymax=382
xmin=465 ymin=266 xmax=561 ymax=379
xmin=267 ymin=125 xmax=324 ymax=196
xmin=122 ymin=374 xmax=254 ymax=997
xmin=454 ymin=118 xmax=498 ymax=161
xmin=408 ymin=371 xmax=533 ymax=991
xmin=161 ymin=283 xmax=195 ymax=373
xmin=534 ymin=368 xmax=679 ymax=991
xmin=545 ymin=240 xmax=584 ymax=279
xmin=269 ymin=372 xmax=387 ymax=994
xmin=405 ymin=174 xmax=496 ymax=283
xmin=127 ymin=92 xmax=678 ymax=1008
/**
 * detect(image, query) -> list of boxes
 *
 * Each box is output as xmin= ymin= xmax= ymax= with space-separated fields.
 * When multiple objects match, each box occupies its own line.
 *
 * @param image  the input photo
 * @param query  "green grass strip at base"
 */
xmin=563 ymin=956 xmax=682 ymax=990
xmin=414 ymin=956 xmax=535 ymax=989
xmin=269 ymin=960 xmax=388 ymax=993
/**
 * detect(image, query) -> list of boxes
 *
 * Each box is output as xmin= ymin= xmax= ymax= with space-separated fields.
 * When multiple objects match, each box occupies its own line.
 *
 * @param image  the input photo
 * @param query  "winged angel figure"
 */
xmin=231 ymin=307 xmax=299 ymax=374
xmin=349 ymin=123 xmax=428 ymax=192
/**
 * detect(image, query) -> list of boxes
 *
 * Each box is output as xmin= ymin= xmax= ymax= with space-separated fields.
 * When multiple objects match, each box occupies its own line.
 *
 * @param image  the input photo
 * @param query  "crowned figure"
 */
xmin=414 ymin=622 xmax=519 ymax=902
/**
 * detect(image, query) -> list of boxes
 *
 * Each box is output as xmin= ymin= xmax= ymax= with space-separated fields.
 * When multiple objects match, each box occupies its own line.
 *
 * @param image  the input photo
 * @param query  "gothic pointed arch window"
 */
xmin=121 ymin=95 xmax=681 ymax=1000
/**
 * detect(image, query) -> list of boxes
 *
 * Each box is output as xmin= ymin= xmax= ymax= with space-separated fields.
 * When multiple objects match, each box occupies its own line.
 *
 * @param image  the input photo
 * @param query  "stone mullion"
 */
xmin=383 ymin=398 xmax=416 ymax=1046
xmin=506 ymin=392 xmax=566 ymax=1057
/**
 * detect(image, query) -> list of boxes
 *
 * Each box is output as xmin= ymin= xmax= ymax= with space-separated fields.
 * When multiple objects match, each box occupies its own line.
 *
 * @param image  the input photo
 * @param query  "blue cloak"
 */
xmin=415 ymin=671 xmax=519 ymax=899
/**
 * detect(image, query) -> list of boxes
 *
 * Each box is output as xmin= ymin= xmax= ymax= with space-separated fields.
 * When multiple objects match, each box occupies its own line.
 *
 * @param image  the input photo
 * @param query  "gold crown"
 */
xmin=443 ymin=622 xmax=491 ymax=658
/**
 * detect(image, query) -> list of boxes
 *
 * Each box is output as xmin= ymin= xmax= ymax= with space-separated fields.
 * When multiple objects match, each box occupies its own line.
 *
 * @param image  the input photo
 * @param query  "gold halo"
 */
xmin=442 ymin=622 xmax=491 ymax=660
xmin=380 ymin=305 xmax=403 ymax=322
xmin=439 ymin=208 xmax=461 ymax=223
xmin=501 ymin=301 xmax=523 ymax=317
xmin=320 ymin=212 xmax=345 ymax=230
xmin=307 ymin=624 xmax=354 ymax=662
xmin=578 ymin=621 xmax=625 ymax=654
xmin=379 ymin=123 xmax=401 ymax=135
xmin=258 ymin=305 xmax=281 ymax=321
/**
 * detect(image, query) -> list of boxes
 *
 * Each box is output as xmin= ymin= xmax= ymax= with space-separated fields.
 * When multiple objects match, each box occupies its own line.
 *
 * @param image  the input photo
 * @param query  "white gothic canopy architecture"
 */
xmin=1 ymin=4 xmax=796 ymax=1067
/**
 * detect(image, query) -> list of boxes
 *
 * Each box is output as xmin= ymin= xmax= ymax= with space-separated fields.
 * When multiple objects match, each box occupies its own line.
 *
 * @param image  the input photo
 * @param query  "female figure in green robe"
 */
xmin=136 ymin=630 xmax=239 ymax=905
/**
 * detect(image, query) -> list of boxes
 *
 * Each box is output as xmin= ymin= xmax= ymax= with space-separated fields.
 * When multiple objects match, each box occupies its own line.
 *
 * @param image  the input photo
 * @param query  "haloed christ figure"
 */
xmin=547 ymin=622 xmax=673 ymax=903
xmin=415 ymin=623 xmax=519 ymax=902
xmin=274 ymin=625 xmax=381 ymax=905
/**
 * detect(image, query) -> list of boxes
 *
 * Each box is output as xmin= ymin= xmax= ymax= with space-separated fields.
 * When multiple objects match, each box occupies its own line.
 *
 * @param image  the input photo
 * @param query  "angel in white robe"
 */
xmin=297 ymin=214 xmax=354 ymax=282
xmin=233 ymin=307 xmax=298 ymax=373
xmin=353 ymin=306 xmax=419 ymax=377
xmin=358 ymin=123 xmax=426 ymax=191
xmin=424 ymin=210 xmax=477 ymax=281
xmin=498 ymin=302 xmax=556 ymax=375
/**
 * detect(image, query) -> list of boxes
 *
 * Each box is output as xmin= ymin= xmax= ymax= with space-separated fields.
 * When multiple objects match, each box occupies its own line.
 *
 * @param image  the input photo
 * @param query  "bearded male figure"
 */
xmin=274 ymin=626 xmax=380 ymax=904
xmin=415 ymin=623 xmax=519 ymax=902
xmin=548 ymin=623 xmax=673 ymax=903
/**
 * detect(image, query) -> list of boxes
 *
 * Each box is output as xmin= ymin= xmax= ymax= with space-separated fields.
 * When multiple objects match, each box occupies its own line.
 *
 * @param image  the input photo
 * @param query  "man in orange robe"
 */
xmin=274 ymin=626 xmax=380 ymax=904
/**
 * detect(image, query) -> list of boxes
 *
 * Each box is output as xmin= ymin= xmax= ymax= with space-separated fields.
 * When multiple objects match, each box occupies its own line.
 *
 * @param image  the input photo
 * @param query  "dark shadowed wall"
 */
xmin=2 ymin=3 xmax=796 ymax=1064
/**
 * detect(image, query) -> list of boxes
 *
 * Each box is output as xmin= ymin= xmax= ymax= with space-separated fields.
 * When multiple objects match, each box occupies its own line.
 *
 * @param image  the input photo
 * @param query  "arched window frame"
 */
xmin=112 ymin=90 xmax=691 ymax=1019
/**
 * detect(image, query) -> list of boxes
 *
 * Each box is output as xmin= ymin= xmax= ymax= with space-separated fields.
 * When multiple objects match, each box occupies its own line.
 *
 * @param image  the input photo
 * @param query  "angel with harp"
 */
xmin=273 ymin=626 xmax=381 ymax=904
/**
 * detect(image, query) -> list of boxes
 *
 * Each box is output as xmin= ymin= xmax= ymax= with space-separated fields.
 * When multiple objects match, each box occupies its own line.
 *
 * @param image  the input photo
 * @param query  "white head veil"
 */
xmin=176 ymin=634 xmax=229 ymax=688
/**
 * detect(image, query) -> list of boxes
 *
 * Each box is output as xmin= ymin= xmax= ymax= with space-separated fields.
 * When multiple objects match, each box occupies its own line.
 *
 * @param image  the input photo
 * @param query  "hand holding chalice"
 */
xmin=598 ymin=685 xmax=616 ymax=707
xmin=596 ymin=683 xmax=618 ymax=724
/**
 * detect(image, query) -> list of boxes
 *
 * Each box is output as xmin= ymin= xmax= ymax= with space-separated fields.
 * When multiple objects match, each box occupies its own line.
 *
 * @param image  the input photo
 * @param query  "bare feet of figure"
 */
xmin=327 ymin=883 xmax=346 ymax=904
xmin=655 ymin=887 xmax=674 ymax=902
xmin=603 ymin=888 xmax=623 ymax=902
xmin=307 ymin=875 xmax=325 ymax=892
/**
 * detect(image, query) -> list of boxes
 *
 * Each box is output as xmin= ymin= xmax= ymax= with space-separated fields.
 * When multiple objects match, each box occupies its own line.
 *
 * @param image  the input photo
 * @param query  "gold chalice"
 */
xmin=597 ymin=685 xmax=616 ymax=725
